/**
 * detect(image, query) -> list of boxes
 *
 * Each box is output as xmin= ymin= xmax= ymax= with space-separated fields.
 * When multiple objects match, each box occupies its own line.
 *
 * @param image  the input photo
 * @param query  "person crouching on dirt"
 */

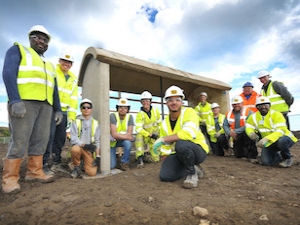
xmin=246 ymin=96 xmax=297 ymax=167
xmin=69 ymin=98 xmax=100 ymax=178
xmin=153 ymin=85 xmax=208 ymax=189
xmin=135 ymin=91 xmax=161 ymax=168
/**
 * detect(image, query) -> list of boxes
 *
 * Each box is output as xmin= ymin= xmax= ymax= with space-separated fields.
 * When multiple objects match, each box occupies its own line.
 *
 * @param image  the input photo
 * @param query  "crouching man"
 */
xmin=246 ymin=96 xmax=297 ymax=167
xmin=69 ymin=98 xmax=100 ymax=178
xmin=154 ymin=86 xmax=209 ymax=189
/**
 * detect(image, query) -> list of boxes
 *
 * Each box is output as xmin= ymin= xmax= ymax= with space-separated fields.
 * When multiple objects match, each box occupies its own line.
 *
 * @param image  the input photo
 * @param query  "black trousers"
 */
xmin=233 ymin=132 xmax=258 ymax=159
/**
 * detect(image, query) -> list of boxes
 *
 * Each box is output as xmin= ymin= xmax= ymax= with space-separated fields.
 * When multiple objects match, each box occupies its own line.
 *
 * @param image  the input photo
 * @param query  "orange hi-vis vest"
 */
xmin=226 ymin=107 xmax=251 ymax=130
xmin=240 ymin=91 xmax=260 ymax=112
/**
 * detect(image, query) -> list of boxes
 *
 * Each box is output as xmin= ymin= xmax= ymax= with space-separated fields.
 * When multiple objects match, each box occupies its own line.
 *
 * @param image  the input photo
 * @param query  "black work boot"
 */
xmin=70 ymin=166 xmax=81 ymax=178
xmin=137 ymin=156 xmax=144 ymax=169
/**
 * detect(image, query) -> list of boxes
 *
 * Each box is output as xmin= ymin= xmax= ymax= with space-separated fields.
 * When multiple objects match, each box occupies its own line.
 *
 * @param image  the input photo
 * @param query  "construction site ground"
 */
xmin=0 ymin=132 xmax=300 ymax=225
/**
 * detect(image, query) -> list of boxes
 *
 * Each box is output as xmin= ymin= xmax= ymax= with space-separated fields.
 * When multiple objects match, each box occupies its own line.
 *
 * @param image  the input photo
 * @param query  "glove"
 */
xmin=214 ymin=131 xmax=221 ymax=138
xmin=153 ymin=137 xmax=165 ymax=154
xmin=92 ymin=156 xmax=101 ymax=167
xmin=249 ymin=132 xmax=259 ymax=141
xmin=55 ymin=111 xmax=63 ymax=125
xmin=256 ymin=138 xmax=268 ymax=148
xmin=201 ymin=120 xmax=206 ymax=126
xmin=110 ymin=135 xmax=116 ymax=142
xmin=150 ymin=134 xmax=159 ymax=140
xmin=11 ymin=101 xmax=26 ymax=118
xmin=83 ymin=143 xmax=97 ymax=153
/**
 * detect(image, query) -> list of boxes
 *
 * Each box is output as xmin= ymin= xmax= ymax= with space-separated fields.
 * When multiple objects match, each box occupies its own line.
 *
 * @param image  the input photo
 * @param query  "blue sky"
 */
xmin=1 ymin=0 xmax=300 ymax=129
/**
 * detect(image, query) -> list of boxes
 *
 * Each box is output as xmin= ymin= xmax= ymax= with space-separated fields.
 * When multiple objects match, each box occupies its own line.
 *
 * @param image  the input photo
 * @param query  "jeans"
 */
xmin=110 ymin=140 xmax=131 ymax=169
xmin=43 ymin=112 xmax=67 ymax=164
xmin=159 ymin=140 xmax=207 ymax=182
xmin=260 ymin=136 xmax=294 ymax=166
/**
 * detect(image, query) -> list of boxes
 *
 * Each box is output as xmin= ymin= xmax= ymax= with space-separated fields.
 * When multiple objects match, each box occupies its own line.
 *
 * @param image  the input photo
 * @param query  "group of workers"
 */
xmin=1 ymin=24 xmax=298 ymax=194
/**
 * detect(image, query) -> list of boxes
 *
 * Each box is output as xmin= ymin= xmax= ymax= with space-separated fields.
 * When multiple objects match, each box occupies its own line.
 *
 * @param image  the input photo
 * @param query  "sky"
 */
xmin=0 ymin=0 xmax=300 ymax=129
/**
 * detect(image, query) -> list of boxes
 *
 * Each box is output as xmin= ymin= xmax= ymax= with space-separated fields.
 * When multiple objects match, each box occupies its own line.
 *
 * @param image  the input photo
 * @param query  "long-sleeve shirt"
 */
xmin=223 ymin=110 xmax=253 ymax=135
xmin=70 ymin=115 xmax=100 ymax=148
xmin=2 ymin=45 xmax=61 ymax=112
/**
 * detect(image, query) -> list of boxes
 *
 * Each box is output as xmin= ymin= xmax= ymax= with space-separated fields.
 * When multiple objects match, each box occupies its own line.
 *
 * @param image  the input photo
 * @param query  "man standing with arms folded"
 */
xmin=135 ymin=91 xmax=161 ymax=168
xmin=154 ymin=85 xmax=208 ymax=189
xmin=43 ymin=50 xmax=78 ymax=175
xmin=2 ymin=25 xmax=63 ymax=193
xmin=246 ymin=96 xmax=297 ymax=167
xmin=257 ymin=70 xmax=294 ymax=129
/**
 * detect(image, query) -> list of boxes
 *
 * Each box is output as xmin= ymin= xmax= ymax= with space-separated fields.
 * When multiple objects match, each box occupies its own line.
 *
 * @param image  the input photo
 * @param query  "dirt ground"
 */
xmin=0 ymin=132 xmax=300 ymax=225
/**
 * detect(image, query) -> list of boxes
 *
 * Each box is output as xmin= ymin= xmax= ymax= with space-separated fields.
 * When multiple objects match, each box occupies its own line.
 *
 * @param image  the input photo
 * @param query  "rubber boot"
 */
xmin=25 ymin=155 xmax=54 ymax=182
xmin=2 ymin=158 xmax=22 ymax=193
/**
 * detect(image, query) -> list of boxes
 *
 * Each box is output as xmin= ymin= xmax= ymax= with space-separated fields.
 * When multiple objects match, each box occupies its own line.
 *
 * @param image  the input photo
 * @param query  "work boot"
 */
xmin=182 ymin=172 xmax=199 ymax=189
xmin=70 ymin=166 xmax=82 ymax=178
xmin=2 ymin=158 xmax=22 ymax=193
xmin=25 ymin=156 xmax=54 ymax=182
xmin=279 ymin=157 xmax=293 ymax=168
xmin=51 ymin=163 xmax=68 ymax=173
xmin=223 ymin=149 xmax=231 ymax=157
xmin=137 ymin=156 xmax=144 ymax=169
xmin=194 ymin=165 xmax=205 ymax=179
xmin=119 ymin=162 xmax=130 ymax=171
xmin=43 ymin=163 xmax=54 ymax=175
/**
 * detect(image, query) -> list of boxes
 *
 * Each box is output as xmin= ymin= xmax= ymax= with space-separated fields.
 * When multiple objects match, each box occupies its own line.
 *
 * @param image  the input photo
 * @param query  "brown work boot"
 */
xmin=25 ymin=155 xmax=54 ymax=182
xmin=2 ymin=158 xmax=22 ymax=193
xmin=119 ymin=162 xmax=130 ymax=171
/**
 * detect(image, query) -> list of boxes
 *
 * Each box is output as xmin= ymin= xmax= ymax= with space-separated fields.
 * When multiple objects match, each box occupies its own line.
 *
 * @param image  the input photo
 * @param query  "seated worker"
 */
xmin=135 ymin=91 xmax=161 ymax=168
xmin=110 ymin=98 xmax=134 ymax=171
xmin=154 ymin=85 xmax=208 ymax=189
xmin=223 ymin=96 xmax=258 ymax=163
xmin=69 ymin=98 xmax=100 ymax=178
xmin=246 ymin=96 xmax=297 ymax=167
xmin=206 ymin=103 xmax=230 ymax=156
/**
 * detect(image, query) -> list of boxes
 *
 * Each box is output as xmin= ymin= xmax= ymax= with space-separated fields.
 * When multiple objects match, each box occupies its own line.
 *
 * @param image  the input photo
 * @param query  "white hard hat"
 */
xmin=141 ymin=91 xmax=152 ymax=100
xmin=28 ymin=25 xmax=51 ymax=41
xmin=59 ymin=50 xmax=74 ymax=62
xmin=256 ymin=96 xmax=271 ymax=106
xmin=80 ymin=98 xmax=93 ymax=107
xmin=199 ymin=92 xmax=208 ymax=97
xmin=257 ymin=70 xmax=270 ymax=79
xmin=211 ymin=102 xmax=220 ymax=109
xmin=231 ymin=96 xmax=243 ymax=104
xmin=164 ymin=85 xmax=185 ymax=100
xmin=117 ymin=98 xmax=130 ymax=106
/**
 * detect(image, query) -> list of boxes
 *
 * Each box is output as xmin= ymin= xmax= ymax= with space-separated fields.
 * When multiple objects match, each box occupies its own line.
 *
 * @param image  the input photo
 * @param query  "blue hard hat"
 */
xmin=243 ymin=82 xmax=254 ymax=88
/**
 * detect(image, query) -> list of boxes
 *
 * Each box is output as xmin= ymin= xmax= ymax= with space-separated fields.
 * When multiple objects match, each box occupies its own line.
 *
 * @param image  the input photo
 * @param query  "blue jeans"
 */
xmin=159 ymin=140 xmax=207 ymax=182
xmin=110 ymin=140 xmax=132 ymax=169
xmin=260 ymin=136 xmax=294 ymax=166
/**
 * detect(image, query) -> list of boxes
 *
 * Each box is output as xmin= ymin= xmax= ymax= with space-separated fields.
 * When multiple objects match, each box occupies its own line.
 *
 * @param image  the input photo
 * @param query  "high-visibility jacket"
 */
xmin=206 ymin=113 xmax=226 ymax=143
xmin=260 ymin=81 xmax=289 ymax=113
xmin=16 ymin=43 xmax=55 ymax=105
xmin=110 ymin=112 xmax=131 ymax=147
xmin=135 ymin=107 xmax=161 ymax=137
xmin=246 ymin=109 xmax=297 ymax=147
xmin=56 ymin=65 xmax=78 ymax=121
xmin=194 ymin=102 xmax=212 ymax=123
xmin=160 ymin=107 xmax=209 ymax=156
xmin=226 ymin=107 xmax=251 ymax=130
xmin=240 ymin=91 xmax=260 ymax=112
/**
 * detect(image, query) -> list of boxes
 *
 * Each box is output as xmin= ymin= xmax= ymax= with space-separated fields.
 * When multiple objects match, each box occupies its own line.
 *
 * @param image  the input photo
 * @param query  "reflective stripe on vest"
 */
xmin=226 ymin=107 xmax=249 ymax=130
xmin=110 ymin=112 xmax=130 ymax=147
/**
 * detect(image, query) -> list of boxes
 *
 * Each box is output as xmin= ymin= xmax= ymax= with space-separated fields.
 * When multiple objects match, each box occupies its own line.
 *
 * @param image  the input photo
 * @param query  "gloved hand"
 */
xmin=110 ymin=135 xmax=116 ymax=142
xmin=11 ymin=101 xmax=26 ymax=118
xmin=92 ymin=156 xmax=101 ymax=167
xmin=256 ymin=138 xmax=268 ymax=148
xmin=153 ymin=137 xmax=165 ymax=154
xmin=201 ymin=120 xmax=206 ymax=126
xmin=150 ymin=134 xmax=159 ymax=140
xmin=249 ymin=132 xmax=259 ymax=141
xmin=83 ymin=143 xmax=96 ymax=152
xmin=214 ymin=131 xmax=221 ymax=138
xmin=55 ymin=111 xmax=63 ymax=125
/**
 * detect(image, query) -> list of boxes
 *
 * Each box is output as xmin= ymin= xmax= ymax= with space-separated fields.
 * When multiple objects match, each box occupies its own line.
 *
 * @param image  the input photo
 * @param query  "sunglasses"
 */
xmin=81 ymin=106 xmax=92 ymax=109
xmin=30 ymin=35 xmax=49 ymax=44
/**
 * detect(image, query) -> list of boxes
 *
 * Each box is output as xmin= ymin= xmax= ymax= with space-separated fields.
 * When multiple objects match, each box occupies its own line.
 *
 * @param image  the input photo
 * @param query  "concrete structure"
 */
xmin=78 ymin=47 xmax=231 ymax=175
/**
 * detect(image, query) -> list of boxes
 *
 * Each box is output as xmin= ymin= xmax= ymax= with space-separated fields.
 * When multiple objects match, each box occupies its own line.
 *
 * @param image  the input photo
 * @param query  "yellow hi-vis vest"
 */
xmin=206 ymin=113 xmax=226 ymax=143
xmin=245 ymin=109 xmax=297 ymax=147
xmin=260 ymin=81 xmax=289 ymax=113
xmin=110 ymin=112 xmax=130 ymax=147
xmin=15 ymin=43 xmax=55 ymax=105
xmin=160 ymin=107 xmax=209 ymax=156
xmin=56 ymin=64 xmax=78 ymax=121
xmin=194 ymin=102 xmax=212 ymax=123
xmin=135 ymin=107 xmax=161 ymax=137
